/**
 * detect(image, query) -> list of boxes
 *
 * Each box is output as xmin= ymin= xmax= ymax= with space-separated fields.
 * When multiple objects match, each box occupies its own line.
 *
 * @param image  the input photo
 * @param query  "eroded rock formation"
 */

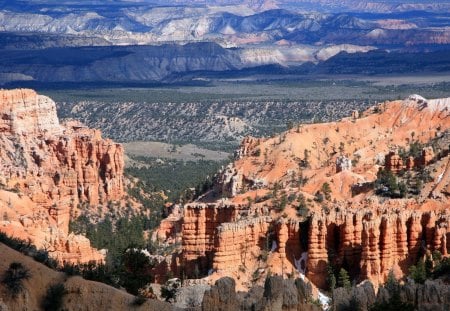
xmin=176 ymin=96 xmax=450 ymax=291
xmin=307 ymin=207 xmax=450 ymax=288
xmin=333 ymin=278 xmax=450 ymax=311
xmin=0 ymin=89 xmax=125 ymax=263
xmin=202 ymin=276 xmax=321 ymax=311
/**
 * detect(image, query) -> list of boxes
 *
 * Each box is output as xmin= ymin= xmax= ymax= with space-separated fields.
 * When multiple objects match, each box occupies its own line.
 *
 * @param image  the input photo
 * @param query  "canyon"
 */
xmin=1 ymin=88 xmax=449 ymax=308
xmin=174 ymin=95 xmax=450 ymax=291
xmin=0 ymin=89 xmax=125 ymax=263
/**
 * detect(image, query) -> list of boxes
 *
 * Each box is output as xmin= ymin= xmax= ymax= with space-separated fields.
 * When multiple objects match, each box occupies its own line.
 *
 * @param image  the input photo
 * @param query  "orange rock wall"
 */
xmin=307 ymin=209 xmax=450 ymax=288
xmin=212 ymin=217 xmax=270 ymax=271
xmin=0 ymin=89 xmax=125 ymax=263
xmin=185 ymin=204 xmax=449 ymax=288
xmin=181 ymin=202 xmax=241 ymax=272
xmin=177 ymin=96 xmax=450 ymax=289
xmin=182 ymin=204 xmax=307 ymax=276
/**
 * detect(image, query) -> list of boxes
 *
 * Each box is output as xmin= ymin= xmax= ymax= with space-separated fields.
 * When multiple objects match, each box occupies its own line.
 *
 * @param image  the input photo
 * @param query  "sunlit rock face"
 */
xmin=0 ymin=88 xmax=125 ymax=263
xmin=176 ymin=95 xmax=450 ymax=289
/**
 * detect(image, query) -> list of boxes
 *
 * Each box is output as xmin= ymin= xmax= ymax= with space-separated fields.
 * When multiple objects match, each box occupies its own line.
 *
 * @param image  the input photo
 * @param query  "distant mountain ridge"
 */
xmin=0 ymin=0 xmax=448 ymax=84
xmin=4 ymin=1 xmax=449 ymax=14
xmin=0 ymin=3 xmax=448 ymax=48
xmin=0 ymin=45 xmax=448 ymax=85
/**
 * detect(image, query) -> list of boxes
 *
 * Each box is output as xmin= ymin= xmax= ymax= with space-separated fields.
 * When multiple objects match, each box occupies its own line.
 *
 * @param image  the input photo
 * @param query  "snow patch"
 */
xmin=318 ymin=291 xmax=331 ymax=310
xmin=437 ymin=172 xmax=444 ymax=183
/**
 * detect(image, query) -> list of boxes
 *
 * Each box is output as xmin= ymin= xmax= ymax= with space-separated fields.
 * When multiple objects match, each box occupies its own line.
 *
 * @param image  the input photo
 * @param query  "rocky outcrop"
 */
xmin=182 ymin=200 xmax=450 ymax=289
xmin=202 ymin=277 xmax=239 ymax=311
xmin=420 ymin=146 xmax=435 ymax=166
xmin=0 ymin=88 xmax=61 ymax=136
xmin=332 ymin=281 xmax=377 ymax=311
xmin=214 ymin=164 xmax=245 ymax=197
xmin=202 ymin=276 xmax=321 ymax=311
xmin=336 ymin=156 xmax=352 ymax=173
xmin=153 ymin=204 xmax=183 ymax=243
xmin=0 ymin=89 xmax=125 ymax=263
xmin=385 ymin=151 xmax=404 ymax=173
xmin=181 ymin=202 xmax=246 ymax=274
xmin=213 ymin=217 xmax=271 ymax=271
xmin=182 ymin=205 xmax=305 ymax=276
xmin=385 ymin=146 xmax=436 ymax=173
xmin=235 ymin=136 xmax=262 ymax=159
xmin=176 ymin=96 xmax=450 ymax=290
xmin=333 ymin=279 xmax=450 ymax=311
xmin=0 ymin=90 xmax=124 ymax=207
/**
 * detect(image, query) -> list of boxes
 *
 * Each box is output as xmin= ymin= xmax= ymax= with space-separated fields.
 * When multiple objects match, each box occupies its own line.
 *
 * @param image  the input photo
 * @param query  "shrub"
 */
xmin=120 ymin=249 xmax=155 ymax=295
xmin=314 ymin=191 xmax=324 ymax=203
xmin=160 ymin=278 xmax=180 ymax=302
xmin=296 ymin=194 xmax=309 ymax=217
xmin=409 ymin=260 xmax=427 ymax=284
xmin=433 ymin=256 xmax=450 ymax=279
xmin=61 ymin=263 xmax=81 ymax=276
xmin=33 ymin=250 xmax=58 ymax=269
xmin=2 ymin=262 xmax=32 ymax=298
xmin=321 ymin=182 xmax=332 ymax=200
xmin=370 ymin=272 xmax=414 ymax=311
xmin=42 ymin=283 xmax=67 ymax=311
xmin=131 ymin=295 xmax=147 ymax=306
xmin=375 ymin=169 xmax=406 ymax=198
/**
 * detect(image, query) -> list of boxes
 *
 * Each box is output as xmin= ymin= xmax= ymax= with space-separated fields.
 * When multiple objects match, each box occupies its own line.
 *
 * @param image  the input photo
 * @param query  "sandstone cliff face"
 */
xmin=181 ymin=202 xmax=246 ymax=274
xmin=0 ymin=89 xmax=125 ymax=263
xmin=0 ymin=89 xmax=61 ymax=136
xmin=177 ymin=96 xmax=450 ymax=291
xmin=213 ymin=217 xmax=271 ymax=272
xmin=307 ymin=207 xmax=450 ymax=288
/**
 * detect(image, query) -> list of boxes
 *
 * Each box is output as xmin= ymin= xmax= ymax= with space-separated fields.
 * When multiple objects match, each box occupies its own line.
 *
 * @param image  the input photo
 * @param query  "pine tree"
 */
xmin=409 ymin=260 xmax=427 ymax=284
xmin=338 ymin=268 xmax=351 ymax=289
xmin=385 ymin=270 xmax=398 ymax=293
xmin=321 ymin=182 xmax=332 ymax=200
xmin=327 ymin=264 xmax=336 ymax=291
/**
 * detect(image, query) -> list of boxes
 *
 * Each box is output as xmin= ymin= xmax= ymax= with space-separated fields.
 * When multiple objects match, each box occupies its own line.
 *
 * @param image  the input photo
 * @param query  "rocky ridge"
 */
xmin=166 ymin=95 xmax=450 ymax=292
xmin=0 ymin=89 xmax=125 ymax=263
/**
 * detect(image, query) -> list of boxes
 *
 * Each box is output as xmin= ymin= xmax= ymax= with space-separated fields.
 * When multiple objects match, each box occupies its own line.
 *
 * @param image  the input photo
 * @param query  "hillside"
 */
xmin=0 ymin=3 xmax=448 ymax=47
xmin=151 ymin=95 xmax=450 ymax=298
xmin=0 ymin=242 xmax=171 ymax=310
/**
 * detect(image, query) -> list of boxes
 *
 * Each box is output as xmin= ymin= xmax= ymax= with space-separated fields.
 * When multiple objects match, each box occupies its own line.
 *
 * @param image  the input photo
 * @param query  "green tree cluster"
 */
xmin=370 ymin=271 xmax=414 ymax=311
xmin=374 ymin=169 xmax=406 ymax=198
xmin=409 ymin=251 xmax=450 ymax=283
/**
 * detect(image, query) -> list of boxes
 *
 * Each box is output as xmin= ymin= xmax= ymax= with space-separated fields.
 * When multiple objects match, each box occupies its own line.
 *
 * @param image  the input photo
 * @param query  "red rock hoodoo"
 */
xmin=174 ymin=96 xmax=450 ymax=289
xmin=0 ymin=89 xmax=125 ymax=263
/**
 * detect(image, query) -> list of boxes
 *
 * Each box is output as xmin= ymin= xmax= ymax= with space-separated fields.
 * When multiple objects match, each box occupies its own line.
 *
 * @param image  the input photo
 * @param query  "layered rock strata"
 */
xmin=0 ymin=89 xmax=125 ymax=263
xmin=307 ymin=207 xmax=450 ymax=288
xmin=178 ymin=96 xmax=450 ymax=289
xmin=181 ymin=202 xmax=247 ymax=273
xmin=183 ymin=202 xmax=449 ymax=288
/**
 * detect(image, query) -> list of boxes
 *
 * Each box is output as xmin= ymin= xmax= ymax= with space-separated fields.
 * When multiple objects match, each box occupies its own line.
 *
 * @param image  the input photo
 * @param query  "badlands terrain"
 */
xmin=0 ymin=1 xmax=449 ymax=85
xmin=0 ymin=1 xmax=449 ymax=310
xmin=0 ymin=88 xmax=450 ymax=310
